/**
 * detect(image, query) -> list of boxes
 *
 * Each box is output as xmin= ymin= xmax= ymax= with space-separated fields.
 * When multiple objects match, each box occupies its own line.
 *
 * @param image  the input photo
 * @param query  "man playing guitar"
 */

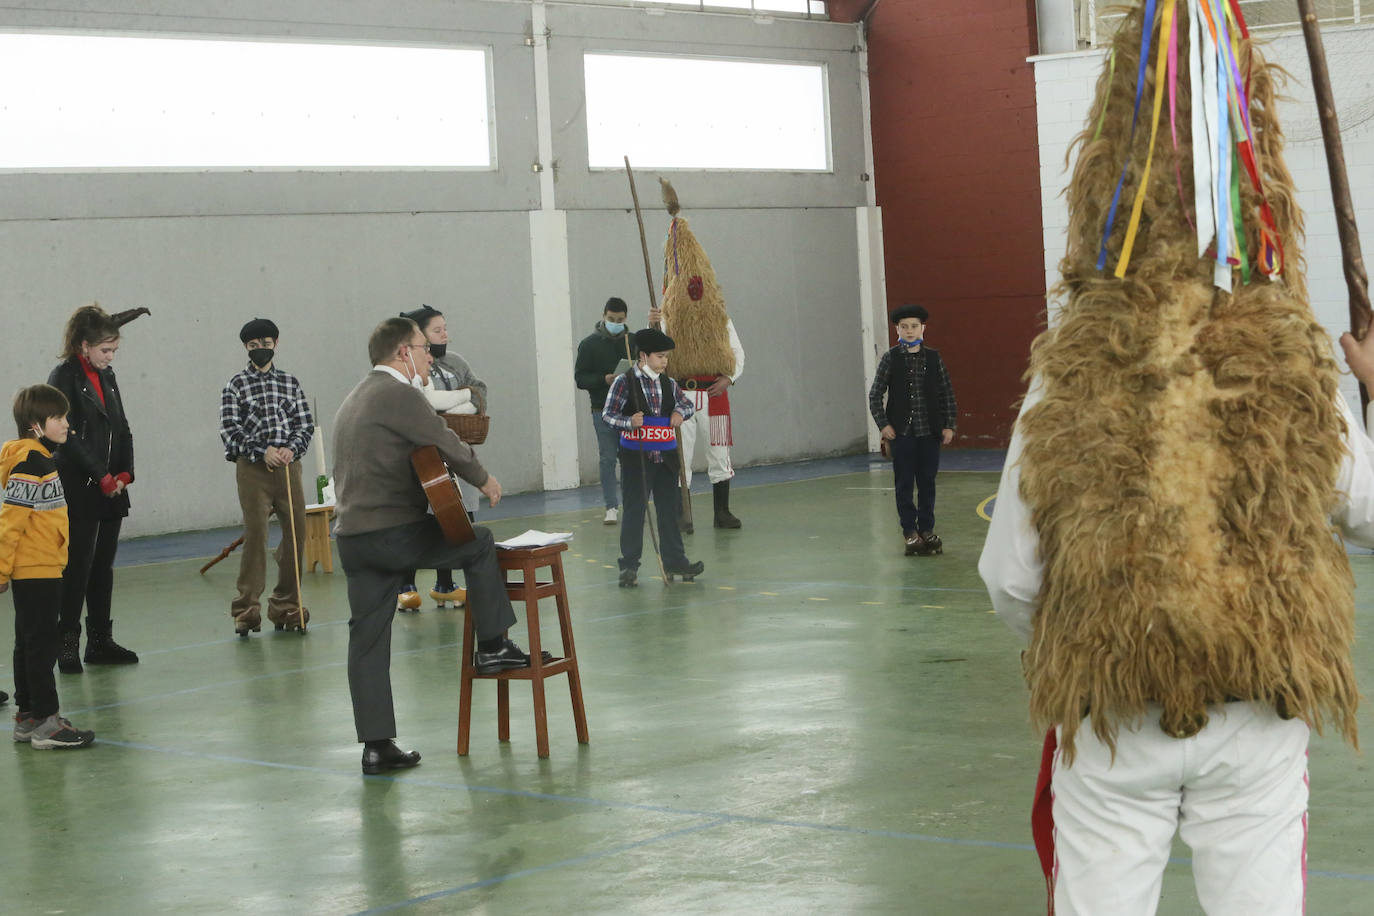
xmin=331 ymin=316 xmax=534 ymax=776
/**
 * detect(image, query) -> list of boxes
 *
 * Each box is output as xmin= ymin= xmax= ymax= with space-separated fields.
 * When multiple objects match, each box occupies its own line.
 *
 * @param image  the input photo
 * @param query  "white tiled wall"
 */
xmin=1033 ymin=25 xmax=1374 ymax=409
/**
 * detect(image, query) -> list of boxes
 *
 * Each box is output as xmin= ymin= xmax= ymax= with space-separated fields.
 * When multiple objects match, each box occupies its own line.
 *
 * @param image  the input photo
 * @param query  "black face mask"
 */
xmin=248 ymin=348 xmax=274 ymax=368
xmin=429 ymin=343 xmax=447 ymax=360
xmin=35 ymin=435 xmax=59 ymax=453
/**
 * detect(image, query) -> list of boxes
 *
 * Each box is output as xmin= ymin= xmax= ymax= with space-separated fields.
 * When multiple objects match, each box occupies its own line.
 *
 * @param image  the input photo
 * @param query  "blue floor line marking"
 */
xmin=85 ymin=738 xmax=1374 ymax=887
xmin=348 ymin=818 xmax=733 ymax=915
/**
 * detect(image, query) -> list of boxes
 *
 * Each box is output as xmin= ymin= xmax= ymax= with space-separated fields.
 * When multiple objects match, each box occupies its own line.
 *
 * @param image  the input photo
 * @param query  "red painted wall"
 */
xmin=841 ymin=0 xmax=1046 ymax=445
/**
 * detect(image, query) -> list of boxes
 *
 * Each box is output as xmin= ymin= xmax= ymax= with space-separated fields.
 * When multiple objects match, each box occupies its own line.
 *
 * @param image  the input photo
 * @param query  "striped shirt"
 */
xmin=219 ymin=365 xmax=314 ymax=462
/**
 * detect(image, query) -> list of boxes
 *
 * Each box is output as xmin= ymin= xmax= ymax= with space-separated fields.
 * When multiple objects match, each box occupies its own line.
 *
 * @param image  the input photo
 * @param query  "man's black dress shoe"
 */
xmin=361 ymin=740 xmax=421 ymax=775
xmin=664 ymin=560 xmax=705 ymax=582
xmin=474 ymin=637 xmax=533 ymax=674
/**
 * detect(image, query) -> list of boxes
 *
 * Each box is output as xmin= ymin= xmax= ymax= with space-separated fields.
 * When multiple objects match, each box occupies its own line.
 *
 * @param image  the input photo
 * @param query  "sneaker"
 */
xmin=13 ymin=713 xmax=38 ymax=743
xmin=603 ymin=507 xmax=618 ymax=525
xmin=904 ymin=532 xmax=923 ymax=556
xmin=28 ymin=714 xmax=95 ymax=749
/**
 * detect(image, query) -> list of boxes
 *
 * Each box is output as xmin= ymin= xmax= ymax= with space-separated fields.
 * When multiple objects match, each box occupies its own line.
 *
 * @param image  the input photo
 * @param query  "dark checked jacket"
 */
xmin=868 ymin=345 xmax=958 ymax=438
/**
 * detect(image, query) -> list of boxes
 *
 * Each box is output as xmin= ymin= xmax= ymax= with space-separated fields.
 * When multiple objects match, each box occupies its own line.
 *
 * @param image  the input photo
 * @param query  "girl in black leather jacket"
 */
xmin=48 ymin=305 xmax=142 ymax=672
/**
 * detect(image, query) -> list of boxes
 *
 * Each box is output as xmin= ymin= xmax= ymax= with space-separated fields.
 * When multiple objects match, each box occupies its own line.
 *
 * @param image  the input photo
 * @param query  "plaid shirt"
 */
xmin=868 ymin=345 xmax=958 ymax=438
xmin=219 ymin=365 xmax=314 ymax=461
xmin=602 ymin=368 xmax=694 ymax=463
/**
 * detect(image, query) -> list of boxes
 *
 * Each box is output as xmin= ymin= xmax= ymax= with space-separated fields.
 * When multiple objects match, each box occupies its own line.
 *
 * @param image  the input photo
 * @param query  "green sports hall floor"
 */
xmin=3 ymin=453 xmax=1373 ymax=915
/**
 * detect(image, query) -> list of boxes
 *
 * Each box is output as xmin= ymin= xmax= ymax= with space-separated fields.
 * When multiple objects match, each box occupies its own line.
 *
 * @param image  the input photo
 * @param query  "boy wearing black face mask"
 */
xmin=218 ymin=318 xmax=315 ymax=636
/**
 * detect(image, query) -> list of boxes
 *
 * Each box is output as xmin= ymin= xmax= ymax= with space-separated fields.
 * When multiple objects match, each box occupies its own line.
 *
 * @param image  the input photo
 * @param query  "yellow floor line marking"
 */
xmin=921 ymin=605 xmax=945 ymax=609
xmin=717 ymin=586 xmax=736 ymax=591
xmin=807 ymin=597 xmax=829 ymax=602
xmin=758 ymin=591 xmax=779 ymax=596
xmin=977 ymin=494 xmax=996 ymax=522
xmin=602 ymin=565 xmax=616 ymax=569
xmin=861 ymin=601 xmax=883 ymax=606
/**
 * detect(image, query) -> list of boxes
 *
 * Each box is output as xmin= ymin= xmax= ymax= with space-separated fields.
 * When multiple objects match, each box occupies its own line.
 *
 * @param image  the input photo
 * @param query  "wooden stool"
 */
xmin=302 ymin=505 xmax=334 ymax=573
xmin=458 ymin=542 xmax=588 ymax=758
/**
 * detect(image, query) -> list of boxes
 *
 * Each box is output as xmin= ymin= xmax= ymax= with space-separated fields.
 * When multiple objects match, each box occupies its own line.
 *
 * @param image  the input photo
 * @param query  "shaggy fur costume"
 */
xmin=1019 ymin=4 xmax=1357 ymax=762
xmin=659 ymin=181 xmax=735 ymax=379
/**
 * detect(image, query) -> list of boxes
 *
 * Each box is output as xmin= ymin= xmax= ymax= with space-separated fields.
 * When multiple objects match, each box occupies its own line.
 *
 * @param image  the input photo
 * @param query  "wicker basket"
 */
xmin=443 ymin=413 xmax=489 ymax=445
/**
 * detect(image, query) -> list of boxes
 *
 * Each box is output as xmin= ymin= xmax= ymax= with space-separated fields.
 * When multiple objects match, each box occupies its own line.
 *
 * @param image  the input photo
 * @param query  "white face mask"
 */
xmin=405 ymin=349 xmax=426 ymax=389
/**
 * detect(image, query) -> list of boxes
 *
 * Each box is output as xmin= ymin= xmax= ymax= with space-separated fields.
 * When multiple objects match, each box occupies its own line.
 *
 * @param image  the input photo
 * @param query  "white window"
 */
xmin=0 ymin=33 xmax=492 ymax=170
xmin=584 ymin=53 xmax=830 ymax=171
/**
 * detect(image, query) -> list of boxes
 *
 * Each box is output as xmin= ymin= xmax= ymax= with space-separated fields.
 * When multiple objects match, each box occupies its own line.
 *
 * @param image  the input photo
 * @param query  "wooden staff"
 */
xmin=281 ymin=465 xmax=308 ymax=632
xmin=1296 ymin=0 xmax=1372 ymax=414
xmin=625 ymin=156 xmax=694 ymax=532
xmin=199 ymin=536 xmax=243 ymax=574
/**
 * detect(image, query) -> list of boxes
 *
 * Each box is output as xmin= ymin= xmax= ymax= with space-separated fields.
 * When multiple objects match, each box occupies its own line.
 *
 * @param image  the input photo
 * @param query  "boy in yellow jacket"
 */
xmin=1 ymin=384 xmax=95 ymax=748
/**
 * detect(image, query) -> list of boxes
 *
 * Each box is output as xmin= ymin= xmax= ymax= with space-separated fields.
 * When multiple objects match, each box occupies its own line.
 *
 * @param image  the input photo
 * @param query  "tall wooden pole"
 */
xmin=625 ymin=156 xmax=694 ymax=535
xmin=1295 ymin=0 xmax=1371 ymax=414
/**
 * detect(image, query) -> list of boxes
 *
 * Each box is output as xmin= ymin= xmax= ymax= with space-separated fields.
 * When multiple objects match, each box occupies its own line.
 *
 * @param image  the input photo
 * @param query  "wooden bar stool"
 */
xmin=302 ymin=504 xmax=334 ymax=573
xmin=458 ymin=542 xmax=588 ymax=758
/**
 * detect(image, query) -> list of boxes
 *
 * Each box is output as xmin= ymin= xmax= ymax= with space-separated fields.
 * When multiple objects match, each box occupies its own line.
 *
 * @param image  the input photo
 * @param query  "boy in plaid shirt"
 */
xmin=219 ymin=318 xmax=314 ymax=635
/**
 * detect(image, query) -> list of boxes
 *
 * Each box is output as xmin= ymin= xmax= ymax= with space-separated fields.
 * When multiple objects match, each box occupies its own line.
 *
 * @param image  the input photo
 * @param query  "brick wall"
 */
xmin=865 ymin=0 xmax=1046 ymax=445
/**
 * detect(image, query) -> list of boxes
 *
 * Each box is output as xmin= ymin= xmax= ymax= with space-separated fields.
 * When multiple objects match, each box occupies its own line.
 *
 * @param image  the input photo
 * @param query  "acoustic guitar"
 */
xmin=411 ymin=445 xmax=477 ymax=544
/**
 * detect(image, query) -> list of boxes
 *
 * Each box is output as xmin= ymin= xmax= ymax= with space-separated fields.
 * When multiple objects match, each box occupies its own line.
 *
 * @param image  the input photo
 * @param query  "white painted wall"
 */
xmin=0 ymin=0 xmax=872 ymax=535
xmin=1033 ymin=24 xmax=1374 ymax=409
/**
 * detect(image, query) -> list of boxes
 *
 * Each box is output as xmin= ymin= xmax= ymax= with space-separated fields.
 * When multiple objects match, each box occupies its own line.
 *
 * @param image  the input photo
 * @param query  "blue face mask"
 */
xmin=604 ymin=320 xmax=626 ymax=335
xmin=899 ymin=338 xmax=923 ymax=349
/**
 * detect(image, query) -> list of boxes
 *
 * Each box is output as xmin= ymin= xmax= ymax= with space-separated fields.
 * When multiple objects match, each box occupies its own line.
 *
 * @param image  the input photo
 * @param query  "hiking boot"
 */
xmin=665 ymin=560 xmax=705 ymax=582
xmin=58 ymin=631 xmax=83 ymax=674
xmin=29 ymin=714 xmax=95 ymax=749
xmin=903 ymin=531 xmax=923 ymax=556
xmin=618 ymin=568 xmax=638 ymax=588
xmin=13 ymin=712 xmax=38 ymax=743
xmin=84 ymin=622 xmax=139 ymax=665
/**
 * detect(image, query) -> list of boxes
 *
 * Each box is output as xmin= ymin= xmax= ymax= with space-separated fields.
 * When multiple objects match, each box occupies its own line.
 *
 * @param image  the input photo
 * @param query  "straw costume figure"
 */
xmin=654 ymin=180 xmax=746 ymax=532
xmin=979 ymin=2 xmax=1374 ymax=911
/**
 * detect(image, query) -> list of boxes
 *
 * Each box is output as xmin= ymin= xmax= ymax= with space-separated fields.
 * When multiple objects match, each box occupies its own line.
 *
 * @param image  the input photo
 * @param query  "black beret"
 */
xmin=634 ymin=327 xmax=675 ymax=354
xmin=890 ymin=303 xmax=929 ymax=325
xmin=239 ymin=318 xmax=280 ymax=343
xmin=400 ymin=304 xmax=443 ymax=331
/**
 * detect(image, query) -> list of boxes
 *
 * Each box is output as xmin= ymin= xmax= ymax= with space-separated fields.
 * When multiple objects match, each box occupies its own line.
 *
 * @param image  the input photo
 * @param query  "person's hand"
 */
xmin=0 ymin=581 xmax=8 ymax=594
xmin=480 ymin=474 xmax=503 ymax=508
xmin=604 ymin=373 xmax=616 ymax=385
xmin=99 ymin=474 xmax=120 ymax=496
xmin=1340 ymin=317 xmax=1374 ymax=387
xmin=113 ymin=480 xmax=126 ymax=495
xmin=670 ymin=411 xmax=684 ymax=428
xmin=262 ymin=447 xmax=282 ymax=469
xmin=648 ymin=306 xmax=662 ymax=326
xmin=942 ymin=428 xmax=955 ymax=446
xmin=279 ymin=447 xmax=294 ymax=465
xmin=116 ymin=472 xmax=132 ymax=489
xmin=706 ymin=375 xmax=730 ymax=397
xmin=880 ymin=425 xmax=896 ymax=441
xmin=630 ymin=412 xmax=645 ymax=429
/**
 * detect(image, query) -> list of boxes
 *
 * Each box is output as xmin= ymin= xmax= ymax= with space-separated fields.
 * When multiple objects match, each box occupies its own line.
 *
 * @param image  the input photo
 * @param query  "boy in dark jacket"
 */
xmin=868 ymin=304 xmax=958 ymax=556
xmin=1 ymin=384 xmax=95 ymax=748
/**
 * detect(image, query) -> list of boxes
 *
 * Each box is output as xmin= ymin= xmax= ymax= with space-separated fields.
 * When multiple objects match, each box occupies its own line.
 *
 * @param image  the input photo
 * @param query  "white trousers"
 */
xmin=1052 ymin=702 xmax=1309 ymax=916
xmin=680 ymin=390 xmax=733 ymax=485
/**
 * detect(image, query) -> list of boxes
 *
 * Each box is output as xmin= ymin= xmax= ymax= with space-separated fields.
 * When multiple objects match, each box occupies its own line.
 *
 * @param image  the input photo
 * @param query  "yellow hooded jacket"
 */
xmin=0 ymin=437 xmax=69 ymax=584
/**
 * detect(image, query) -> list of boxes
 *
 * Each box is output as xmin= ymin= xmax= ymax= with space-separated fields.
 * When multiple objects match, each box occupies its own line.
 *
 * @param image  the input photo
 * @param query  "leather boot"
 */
xmin=84 ymin=621 xmax=140 ymax=665
xmin=713 ymin=481 xmax=742 ymax=529
xmin=58 ymin=631 xmax=83 ymax=674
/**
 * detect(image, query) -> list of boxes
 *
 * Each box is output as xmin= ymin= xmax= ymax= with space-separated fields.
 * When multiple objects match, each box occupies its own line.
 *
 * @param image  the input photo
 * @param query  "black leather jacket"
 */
xmin=47 ymin=357 xmax=134 ymax=520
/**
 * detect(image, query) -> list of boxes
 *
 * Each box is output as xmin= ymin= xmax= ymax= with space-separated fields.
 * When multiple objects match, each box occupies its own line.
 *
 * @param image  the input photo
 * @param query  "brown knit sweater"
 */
xmin=332 ymin=369 xmax=488 ymax=537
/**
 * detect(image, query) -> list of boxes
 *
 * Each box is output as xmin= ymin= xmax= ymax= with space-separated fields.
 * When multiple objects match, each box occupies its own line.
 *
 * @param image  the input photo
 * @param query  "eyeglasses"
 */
xmin=408 ymin=341 xmax=431 ymax=353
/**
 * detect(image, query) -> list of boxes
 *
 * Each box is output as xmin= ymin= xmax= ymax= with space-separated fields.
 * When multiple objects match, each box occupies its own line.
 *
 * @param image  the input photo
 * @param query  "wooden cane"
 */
xmin=1296 ymin=0 xmax=1372 ymax=417
xmin=281 ymin=464 xmax=308 ymax=632
xmin=625 ymin=156 xmax=694 ymax=532
xmin=199 ymin=536 xmax=244 ymax=575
